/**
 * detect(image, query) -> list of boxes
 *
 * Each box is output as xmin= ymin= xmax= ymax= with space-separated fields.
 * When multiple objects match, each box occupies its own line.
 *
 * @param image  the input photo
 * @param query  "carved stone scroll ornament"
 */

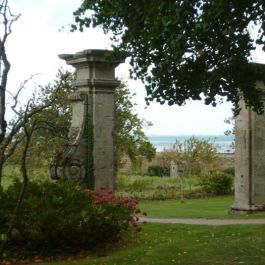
xmin=50 ymin=93 xmax=91 ymax=183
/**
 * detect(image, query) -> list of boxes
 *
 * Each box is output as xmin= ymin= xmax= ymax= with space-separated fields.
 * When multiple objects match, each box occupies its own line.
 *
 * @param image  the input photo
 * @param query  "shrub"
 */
xmin=199 ymin=171 xmax=234 ymax=196
xmin=221 ymin=167 xmax=235 ymax=177
xmin=147 ymin=166 xmax=169 ymax=177
xmin=0 ymin=180 xmax=138 ymax=259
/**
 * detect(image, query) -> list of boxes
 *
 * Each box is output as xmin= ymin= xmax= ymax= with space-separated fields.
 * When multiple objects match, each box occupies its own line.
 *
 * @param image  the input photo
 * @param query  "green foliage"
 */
xmin=200 ymin=171 xmax=234 ymax=195
xmin=7 ymin=70 xmax=73 ymax=170
xmin=147 ymin=166 xmax=169 ymax=177
xmin=114 ymin=83 xmax=156 ymax=168
xmin=221 ymin=167 xmax=235 ymax=177
xmin=73 ymin=1 xmax=265 ymax=114
xmin=0 ymin=180 xmax=138 ymax=259
xmin=174 ymin=136 xmax=218 ymax=176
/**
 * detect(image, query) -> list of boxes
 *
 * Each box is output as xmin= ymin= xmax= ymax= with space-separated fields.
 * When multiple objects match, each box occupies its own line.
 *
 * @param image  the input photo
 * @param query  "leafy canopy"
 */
xmin=73 ymin=0 xmax=265 ymax=114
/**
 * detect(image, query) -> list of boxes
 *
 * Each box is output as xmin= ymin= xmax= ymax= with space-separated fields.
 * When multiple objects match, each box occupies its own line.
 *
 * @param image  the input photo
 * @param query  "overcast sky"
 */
xmin=7 ymin=0 xmax=265 ymax=135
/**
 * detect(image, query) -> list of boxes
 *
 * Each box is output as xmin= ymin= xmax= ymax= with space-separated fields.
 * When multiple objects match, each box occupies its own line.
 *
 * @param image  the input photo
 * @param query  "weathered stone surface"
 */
xmin=51 ymin=49 xmax=125 ymax=191
xmin=231 ymin=81 xmax=265 ymax=212
xmin=170 ymin=161 xmax=178 ymax=178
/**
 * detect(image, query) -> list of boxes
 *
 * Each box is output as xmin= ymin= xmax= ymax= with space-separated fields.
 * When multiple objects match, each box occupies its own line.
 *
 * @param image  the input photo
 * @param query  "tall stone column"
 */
xmin=51 ymin=49 xmax=125 ymax=191
xmin=231 ymin=82 xmax=265 ymax=212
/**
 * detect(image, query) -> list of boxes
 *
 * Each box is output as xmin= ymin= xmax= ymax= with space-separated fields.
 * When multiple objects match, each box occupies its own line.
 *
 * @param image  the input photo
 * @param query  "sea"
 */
xmin=147 ymin=135 xmax=234 ymax=153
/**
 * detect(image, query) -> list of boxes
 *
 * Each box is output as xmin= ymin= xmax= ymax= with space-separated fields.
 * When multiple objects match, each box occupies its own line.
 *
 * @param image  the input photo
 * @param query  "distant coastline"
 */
xmin=147 ymin=134 xmax=234 ymax=153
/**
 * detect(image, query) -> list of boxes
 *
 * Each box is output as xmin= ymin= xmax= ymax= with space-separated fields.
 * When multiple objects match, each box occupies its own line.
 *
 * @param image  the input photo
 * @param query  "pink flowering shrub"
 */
xmin=90 ymin=189 xmax=137 ymax=208
xmin=0 ymin=180 xmax=141 ymax=259
xmin=85 ymin=189 xmax=141 ymax=232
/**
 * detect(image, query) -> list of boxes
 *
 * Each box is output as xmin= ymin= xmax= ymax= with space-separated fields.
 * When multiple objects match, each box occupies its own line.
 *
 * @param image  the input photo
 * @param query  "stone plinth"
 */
xmin=50 ymin=49 xmax=125 ymax=191
xmin=231 ymin=82 xmax=265 ymax=212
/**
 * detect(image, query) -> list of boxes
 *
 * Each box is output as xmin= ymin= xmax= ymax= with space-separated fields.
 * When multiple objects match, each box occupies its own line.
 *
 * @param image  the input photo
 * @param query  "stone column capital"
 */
xmin=59 ymin=49 xmax=126 ymax=84
xmin=59 ymin=49 xmax=126 ymax=69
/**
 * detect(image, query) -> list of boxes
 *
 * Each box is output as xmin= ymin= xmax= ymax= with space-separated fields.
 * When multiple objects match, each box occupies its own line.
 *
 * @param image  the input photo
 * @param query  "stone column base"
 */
xmin=230 ymin=203 xmax=265 ymax=213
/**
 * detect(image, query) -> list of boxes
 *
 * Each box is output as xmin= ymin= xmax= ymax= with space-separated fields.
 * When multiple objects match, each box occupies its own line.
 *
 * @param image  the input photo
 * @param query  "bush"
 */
xmin=0 ymin=180 xmax=138 ymax=259
xmin=147 ymin=166 xmax=169 ymax=177
xmin=221 ymin=167 xmax=235 ymax=177
xmin=200 ymin=171 xmax=234 ymax=196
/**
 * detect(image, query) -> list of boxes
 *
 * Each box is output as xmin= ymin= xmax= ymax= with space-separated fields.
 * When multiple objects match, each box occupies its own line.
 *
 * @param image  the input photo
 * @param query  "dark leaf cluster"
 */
xmin=73 ymin=0 xmax=265 ymax=114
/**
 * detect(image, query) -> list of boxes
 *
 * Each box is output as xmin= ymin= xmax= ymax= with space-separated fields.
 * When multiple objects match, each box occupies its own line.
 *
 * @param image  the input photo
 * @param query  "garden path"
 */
xmin=140 ymin=217 xmax=265 ymax=226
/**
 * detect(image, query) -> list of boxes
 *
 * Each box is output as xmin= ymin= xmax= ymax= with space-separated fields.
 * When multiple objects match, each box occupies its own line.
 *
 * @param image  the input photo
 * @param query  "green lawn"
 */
xmin=26 ymin=223 xmax=265 ymax=265
xmin=139 ymin=196 xmax=265 ymax=219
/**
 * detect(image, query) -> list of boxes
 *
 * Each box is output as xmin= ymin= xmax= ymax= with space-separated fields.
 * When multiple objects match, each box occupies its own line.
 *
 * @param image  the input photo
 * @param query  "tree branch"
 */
xmin=0 ymin=0 xmax=20 ymax=143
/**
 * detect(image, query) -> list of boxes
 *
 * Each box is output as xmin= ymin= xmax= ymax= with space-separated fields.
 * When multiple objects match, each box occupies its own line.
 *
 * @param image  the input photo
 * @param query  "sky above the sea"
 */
xmin=7 ymin=0 xmax=265 ymax=135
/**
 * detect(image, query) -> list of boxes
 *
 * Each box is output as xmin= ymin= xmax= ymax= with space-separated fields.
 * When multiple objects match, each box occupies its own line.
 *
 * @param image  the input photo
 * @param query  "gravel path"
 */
xmin=139 ymin=217 xmax=265 ymax=226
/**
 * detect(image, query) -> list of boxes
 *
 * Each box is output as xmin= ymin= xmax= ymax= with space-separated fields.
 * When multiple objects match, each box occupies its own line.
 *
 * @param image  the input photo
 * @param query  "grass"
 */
xmin=1 ymin=165 xmax=20 ymax=189
xmin=117 ymin=174 xmax=199 ymax=191
xmin=139 ymin=196 xmax=265 ymax=219
xmin=1 ymin=165 xmax=50 ymax=189
xmin=116 ymin=174 xmax=201 ymax=200
xmin=24 ymin=223 xmax=265 ymax=265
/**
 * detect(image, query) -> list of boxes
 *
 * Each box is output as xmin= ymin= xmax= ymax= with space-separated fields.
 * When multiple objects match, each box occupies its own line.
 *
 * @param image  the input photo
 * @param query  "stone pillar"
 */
xmin=50 ymin=49 xmax=125 ymax=191
xmin=231 ymin=82 xmax=265 ymax=212
xmin=170 ymin=161 xmax=178 ymax=178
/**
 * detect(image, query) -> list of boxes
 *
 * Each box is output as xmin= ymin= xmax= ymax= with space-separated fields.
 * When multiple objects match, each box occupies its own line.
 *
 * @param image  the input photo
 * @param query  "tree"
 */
xmin=0 ymin=0 xmax=20 ymax=183
xmin=157 ymin=136 xmax=217 ymax=177
xmin=73 ymin=0 xmax=265 ymax=114
xmin=7 ymin=70 xmax=73 ymax=172
xmin=0 ymin=1 xmax=62 ymax=185
xmin=114 ymin=83 xmax=156 ymax=169
xmin=172 ymin=136 xmax=217 ymax=176
xmin=17 ymin=70 xmax=155 ymax=171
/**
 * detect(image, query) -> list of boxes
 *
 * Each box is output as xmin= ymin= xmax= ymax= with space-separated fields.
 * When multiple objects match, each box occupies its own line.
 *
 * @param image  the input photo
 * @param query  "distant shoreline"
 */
xmin=146 ymin=134 xmax=234 ymax=137
xmin=147 ymin=134 xmax=234 ymax=153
